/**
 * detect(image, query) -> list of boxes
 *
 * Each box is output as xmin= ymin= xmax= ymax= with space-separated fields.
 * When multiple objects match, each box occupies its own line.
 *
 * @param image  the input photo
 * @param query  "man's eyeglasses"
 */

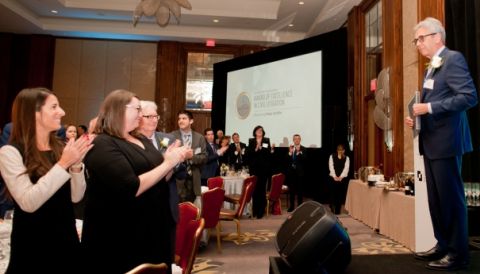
xmin=412 ymin=33 xmax=437 ymax=45
xmin=143 ymin=114 xmax=160 ymax=120
xmin=125 ymin=104 xmax=141 ymax=112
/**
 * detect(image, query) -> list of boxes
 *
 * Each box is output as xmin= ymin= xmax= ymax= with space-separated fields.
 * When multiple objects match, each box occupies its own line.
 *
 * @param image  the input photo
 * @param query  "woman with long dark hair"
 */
xmin=0 ymin=87 xmax=93 ymax=273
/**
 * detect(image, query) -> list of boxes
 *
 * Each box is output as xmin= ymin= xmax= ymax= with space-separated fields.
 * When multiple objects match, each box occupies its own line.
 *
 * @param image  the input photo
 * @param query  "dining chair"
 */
xmin=207 ymin=176 xmax=224 ymax=189
xmin=177 ymin=218 xmax=205 ymax=274
xmin=200 ymin=187 xmax=226 ymax=252
xmin=219 ymin=175 xmax=257 ymax=240
xmin=223 ymin=175 xmax=255 ymax=204
xmin=175 ymin=202 xmax=200 ymax=267
xmin=265 ymin=173 xmax=286 ymax=216
xmin=125 ymin=263 xmax=168 ymax=274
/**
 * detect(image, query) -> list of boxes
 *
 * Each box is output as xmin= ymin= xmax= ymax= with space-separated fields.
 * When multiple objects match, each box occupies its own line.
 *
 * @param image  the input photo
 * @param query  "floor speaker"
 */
xmin=275 ymin=201 xmax=351 ymax=273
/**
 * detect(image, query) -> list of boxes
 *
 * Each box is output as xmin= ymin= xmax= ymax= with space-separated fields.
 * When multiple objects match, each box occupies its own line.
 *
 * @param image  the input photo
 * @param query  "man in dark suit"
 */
xmin=171 ymin=110 xmax=207 ymax=204
xmin=406 ymin=17 xmax=478 ymax=271
xmin=201 ymin=128 xmax=228 ymax=186
xmin=227 ymin=132 xmax=247 ymax=171
xmin=286 ymin=134 xmax=307 ymax=212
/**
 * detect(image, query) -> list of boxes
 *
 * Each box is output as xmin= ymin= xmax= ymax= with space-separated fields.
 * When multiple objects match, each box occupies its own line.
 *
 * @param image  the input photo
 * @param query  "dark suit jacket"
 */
xmin=152 ymin=131 xmax=175 ymax=153
xmin=227 ymin=142 xmax=247 ymax=166
xmin=152 ymin=131 xmax=179 ymax=223
xmin=201 ymin=142 xmax=220 ymax=179
xmin=0 ymin=122 xmax=12 ymax=147
xmin=286 ymin=145 xmax=307 ymax=178
xmin=420 ymin=48 xmax=478 ymax=159
xmin=247 ymin=137 xmax=272 ymax=176
xmin=170 ymin=130 xmax=207 ymax=196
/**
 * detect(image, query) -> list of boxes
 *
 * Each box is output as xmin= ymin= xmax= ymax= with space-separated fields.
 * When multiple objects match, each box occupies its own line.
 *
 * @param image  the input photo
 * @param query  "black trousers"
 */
xmin=329 ymin=177 xmax=349 ymax=214
xmin=286 ymin=171 xmax=304 ymax=209
xmin=252 ymin=173 xmax=268 ymax=218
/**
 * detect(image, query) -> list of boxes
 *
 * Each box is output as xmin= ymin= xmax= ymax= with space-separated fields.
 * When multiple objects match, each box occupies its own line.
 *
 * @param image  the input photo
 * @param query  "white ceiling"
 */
xmin=0 ymin=0 xmax=361 ymax=45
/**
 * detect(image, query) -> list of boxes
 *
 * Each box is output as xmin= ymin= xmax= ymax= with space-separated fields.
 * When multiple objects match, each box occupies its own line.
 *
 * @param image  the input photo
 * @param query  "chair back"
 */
xmin=268 ymin=173 xmax=285 ymax=202
xmin=178 ymin=218 xmax=205 ymax=274
xmin=207 ymin=176 xmax=224 ymax=189
xmin=125 ymin=263 xmax=168 ymax=274
xmin=176 ymin=202 xmax=200 ymax=260
xmin=201 ymin=187 xmax=225 ymax=229
xmin=235 ymin=175 xmax=257 ymax=218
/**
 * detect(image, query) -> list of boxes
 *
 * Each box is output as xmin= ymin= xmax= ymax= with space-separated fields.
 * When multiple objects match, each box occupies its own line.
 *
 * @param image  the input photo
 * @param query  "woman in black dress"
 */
xmin=82 ymin=89 xmax=189 ymax=273
xmin=0 ymin=88 xmax=93 ymax=274
xmin=247 ymin=125 xmax=272 ymax=219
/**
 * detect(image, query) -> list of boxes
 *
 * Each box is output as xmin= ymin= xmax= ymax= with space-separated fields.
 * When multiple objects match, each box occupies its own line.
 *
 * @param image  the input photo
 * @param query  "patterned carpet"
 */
xmin=192 ymin=209 xmax=412 ymax=274
xmin=0 ymin=207 xmax=412 ymax=274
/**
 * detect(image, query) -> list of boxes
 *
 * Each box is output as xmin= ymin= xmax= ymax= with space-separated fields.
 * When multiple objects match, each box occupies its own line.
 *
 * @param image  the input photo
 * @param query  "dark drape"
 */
xmin=0 ymin=34 xmax=55 ymax=127
xmin=445 ymin=0 xmax=480 ymax=181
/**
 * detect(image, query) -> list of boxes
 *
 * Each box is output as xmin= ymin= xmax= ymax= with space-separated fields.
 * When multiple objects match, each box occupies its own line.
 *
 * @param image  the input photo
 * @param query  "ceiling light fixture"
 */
xmin=298 ymin=1 xmax=305 ymax=5
xmin=133 ymin=0 xmax=192 ymax=27
xmin=51 ymin=10 xmax=58 ymax=14
xmin=288 ymin=24 xmax=294 ymax=27
xmin=213 ymin=19 xmax=219 ymax=23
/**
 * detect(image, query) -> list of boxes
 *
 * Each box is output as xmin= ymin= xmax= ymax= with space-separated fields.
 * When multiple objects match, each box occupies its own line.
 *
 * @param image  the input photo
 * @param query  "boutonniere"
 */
xmin=430 ymin=56 xmax=443 ymax=69
xmin=160 ymin=137 xmax=169 ymax=148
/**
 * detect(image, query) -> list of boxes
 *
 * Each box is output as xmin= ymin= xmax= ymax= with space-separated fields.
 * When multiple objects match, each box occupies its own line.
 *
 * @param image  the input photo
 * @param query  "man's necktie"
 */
xmin=184 ymin=134 xmax=191 ymax=147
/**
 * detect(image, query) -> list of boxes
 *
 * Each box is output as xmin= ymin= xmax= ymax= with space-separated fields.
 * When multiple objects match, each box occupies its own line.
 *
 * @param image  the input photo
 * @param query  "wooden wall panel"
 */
xmin=382 ymin=0 xmax=404 ymax=176
xmin=156 ymin=42 xmax=265 ymax=133
xmin=105 ymin=42 xmax=132 ymax=94
xmin=417 ymin=0 xmax=445 ymax=86
xmin=349 ymin=0 xmax=404 ymax=177
xmin=80 ymin=40 xmax=107 ymax=100
xmin=131 ymin=43 xmax=157 ymax=101
xmin=53 ymin=39 xmax=157 ymax=127
xmin=53 ymin=39 xmax=81 ymax=98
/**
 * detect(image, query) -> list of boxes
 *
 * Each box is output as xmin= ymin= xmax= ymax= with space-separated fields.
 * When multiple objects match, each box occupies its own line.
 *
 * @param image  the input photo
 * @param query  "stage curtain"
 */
xmin=0 ymin=34 xmax=55 ymax=127
xmin=445 ymin=0 xmax=480 ymax=181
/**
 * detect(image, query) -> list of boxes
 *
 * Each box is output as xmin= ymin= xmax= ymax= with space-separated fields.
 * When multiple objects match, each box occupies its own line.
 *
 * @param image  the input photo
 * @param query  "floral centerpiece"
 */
xmin=220 ymin=163 xmax=229 ymax=176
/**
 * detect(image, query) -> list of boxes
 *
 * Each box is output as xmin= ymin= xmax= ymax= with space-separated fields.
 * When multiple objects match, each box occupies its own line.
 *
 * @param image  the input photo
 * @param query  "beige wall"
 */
xmin=53 ymin=38 xmax=157 ymax=127
xmin=402 ymin=1 xmax=418 ymax=171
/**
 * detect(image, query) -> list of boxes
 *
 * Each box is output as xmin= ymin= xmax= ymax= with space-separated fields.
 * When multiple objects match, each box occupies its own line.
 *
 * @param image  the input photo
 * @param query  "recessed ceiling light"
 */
xmin=213 ymin=19 xmax=219 ymax=23
xmin=288 ymin=24 xmax=294 ymax=27
xmin=298 ymin=1 xmax=305 ymax=5
xmin=51 ymin=10 xmax=58 ymax=14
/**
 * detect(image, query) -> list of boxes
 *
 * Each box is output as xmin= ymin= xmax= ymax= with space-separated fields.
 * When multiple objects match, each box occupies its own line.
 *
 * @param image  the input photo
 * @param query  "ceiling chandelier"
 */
xmin=133 ymin=0 xmax=192 ymax=27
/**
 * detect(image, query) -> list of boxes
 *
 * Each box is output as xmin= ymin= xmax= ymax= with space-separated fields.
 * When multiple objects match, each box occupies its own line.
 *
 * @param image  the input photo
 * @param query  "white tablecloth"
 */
xmin=345 ymin=179 xmax=415 ymax=250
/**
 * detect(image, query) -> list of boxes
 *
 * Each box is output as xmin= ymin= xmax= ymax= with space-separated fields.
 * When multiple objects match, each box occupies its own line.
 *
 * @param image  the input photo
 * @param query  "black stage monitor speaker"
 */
xmin=275 ymin=201 xmax=351 ymax=273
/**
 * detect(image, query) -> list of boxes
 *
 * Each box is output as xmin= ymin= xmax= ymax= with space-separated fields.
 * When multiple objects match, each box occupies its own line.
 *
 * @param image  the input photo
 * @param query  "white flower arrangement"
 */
xmin=430 ymin=56 xmax=443 ymax=69
xmin=220 ymin=163 xmax=229 ymax=175
xmin=160 ymin=137 xmax=169 ymax=148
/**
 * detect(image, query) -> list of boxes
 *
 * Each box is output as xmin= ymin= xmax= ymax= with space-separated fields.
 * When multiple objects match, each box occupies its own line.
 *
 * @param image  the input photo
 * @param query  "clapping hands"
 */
xmin=58 ymin=134 xmax=95 ymax=169
xmin=164 ymin=140 xmax=192 ymax=167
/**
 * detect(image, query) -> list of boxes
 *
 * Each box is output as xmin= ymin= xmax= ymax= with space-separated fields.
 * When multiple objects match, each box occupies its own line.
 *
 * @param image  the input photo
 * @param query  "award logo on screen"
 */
xmin=236 ymin=92 xmax=251 ymax=120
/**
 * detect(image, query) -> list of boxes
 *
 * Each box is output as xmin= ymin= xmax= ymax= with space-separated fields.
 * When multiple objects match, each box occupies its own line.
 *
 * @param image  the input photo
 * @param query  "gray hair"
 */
xmin=414 ymin=17 xmax=446 ymax=43
xmin=140 ymin=100 xmax=158 ymax=111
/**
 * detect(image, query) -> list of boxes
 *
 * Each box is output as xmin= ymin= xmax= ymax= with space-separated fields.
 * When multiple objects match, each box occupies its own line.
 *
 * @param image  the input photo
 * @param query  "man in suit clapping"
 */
xmin=227 ymin=132 xmax=247 ymax=171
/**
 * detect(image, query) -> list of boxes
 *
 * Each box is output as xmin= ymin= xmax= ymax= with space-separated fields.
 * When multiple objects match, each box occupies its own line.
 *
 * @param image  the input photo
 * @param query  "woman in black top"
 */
xmin=82 ymin=89 xmax=189 ymax=273
xmin=247 ymin=125 xmax=272 ymax=219
xmin=0 ymin=88 xmax=93 ymax=274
